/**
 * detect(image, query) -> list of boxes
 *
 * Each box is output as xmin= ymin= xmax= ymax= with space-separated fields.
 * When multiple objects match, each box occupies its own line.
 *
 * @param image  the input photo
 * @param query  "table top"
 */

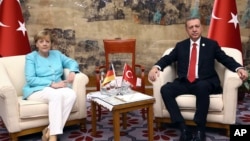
xmin=87 ymin=90 xmax=155 ymax=111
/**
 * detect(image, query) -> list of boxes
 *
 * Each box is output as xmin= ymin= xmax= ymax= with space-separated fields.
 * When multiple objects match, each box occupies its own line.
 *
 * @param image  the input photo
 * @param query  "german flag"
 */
xmin=102 ymin=64 xmax=115 ymax=86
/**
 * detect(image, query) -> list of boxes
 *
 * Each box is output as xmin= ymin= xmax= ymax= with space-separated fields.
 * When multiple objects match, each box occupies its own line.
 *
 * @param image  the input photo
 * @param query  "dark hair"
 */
xmin=185 ymin=16 xmax=201 ymax=27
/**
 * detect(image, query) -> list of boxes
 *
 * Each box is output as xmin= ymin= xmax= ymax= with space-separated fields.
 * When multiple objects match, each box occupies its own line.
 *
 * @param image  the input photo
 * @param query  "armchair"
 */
xmin=149 ymin=47 xmax=243 ymax=136
xmin=0 ymin=55 xmax=89 ymax=140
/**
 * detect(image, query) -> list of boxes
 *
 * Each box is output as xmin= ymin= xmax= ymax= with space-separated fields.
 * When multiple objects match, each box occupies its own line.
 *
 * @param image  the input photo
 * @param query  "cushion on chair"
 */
xmin=18 ymin=97 xmax=78 ymax=119
xmin=172 ymin=94 xmax=223 ymax=111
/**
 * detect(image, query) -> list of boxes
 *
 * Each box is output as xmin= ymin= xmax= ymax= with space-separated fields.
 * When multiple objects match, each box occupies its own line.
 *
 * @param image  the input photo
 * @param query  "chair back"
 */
xmin=161 ymin=47 xmax=243 ymax=87
xmin=103 ymin=39 xmax=136 ymax=75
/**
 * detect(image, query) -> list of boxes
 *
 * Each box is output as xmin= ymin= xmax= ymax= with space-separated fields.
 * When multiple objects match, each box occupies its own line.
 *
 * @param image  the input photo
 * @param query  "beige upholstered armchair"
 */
xmin=149 ymin=47 xmax=243 ymax=136
xmin=0 ymin=55 xmax=89 ymax=140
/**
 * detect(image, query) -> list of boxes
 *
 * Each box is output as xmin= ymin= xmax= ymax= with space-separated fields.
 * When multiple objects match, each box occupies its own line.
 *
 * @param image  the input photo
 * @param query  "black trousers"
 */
xmin=160 ymin=78 xmax=214 ymax=128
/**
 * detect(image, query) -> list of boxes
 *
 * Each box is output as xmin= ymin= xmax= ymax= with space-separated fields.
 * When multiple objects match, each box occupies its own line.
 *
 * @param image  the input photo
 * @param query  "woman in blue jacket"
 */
xmin=23 ymin=30 xmax=79 ymax=141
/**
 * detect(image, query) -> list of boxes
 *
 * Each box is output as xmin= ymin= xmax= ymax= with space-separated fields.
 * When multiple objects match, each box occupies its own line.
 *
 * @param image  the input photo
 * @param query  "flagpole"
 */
xmin=111 ymin=62 xmax=123 ymax=95
xmin=111 ymin=62 xmax=119 ymax=88
xmin=111 ymin=63 xmax=116 ymax=78
xmin=121 ymin=63 xmax=126 ymax=87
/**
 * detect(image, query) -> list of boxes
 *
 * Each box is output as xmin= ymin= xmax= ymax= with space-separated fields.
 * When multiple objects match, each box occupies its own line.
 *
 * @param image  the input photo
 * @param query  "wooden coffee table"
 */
xmin=89 ymin=91 xmax=155 ymax=141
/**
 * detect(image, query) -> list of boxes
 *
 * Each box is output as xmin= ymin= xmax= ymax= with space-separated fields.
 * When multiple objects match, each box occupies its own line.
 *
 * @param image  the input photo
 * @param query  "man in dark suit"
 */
xmin=148 ymin=17 xmax=248 ymax=141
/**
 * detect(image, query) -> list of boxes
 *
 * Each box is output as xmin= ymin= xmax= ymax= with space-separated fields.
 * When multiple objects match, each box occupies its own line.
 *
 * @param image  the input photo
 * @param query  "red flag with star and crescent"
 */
xmin=122 ymin=63 xmax=137 ymax=88
xmin=208 ymin=0 xmax=242 ymax=53
xmin=0 ymin=0 xmax=31 ymax=57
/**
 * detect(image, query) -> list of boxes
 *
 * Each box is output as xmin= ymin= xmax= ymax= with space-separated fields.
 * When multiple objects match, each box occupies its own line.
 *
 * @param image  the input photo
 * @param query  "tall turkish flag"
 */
xmin=0 ymin=0 xmax=31 ymax=57
xmin=208 ymin=0 xmax=242 ymax=53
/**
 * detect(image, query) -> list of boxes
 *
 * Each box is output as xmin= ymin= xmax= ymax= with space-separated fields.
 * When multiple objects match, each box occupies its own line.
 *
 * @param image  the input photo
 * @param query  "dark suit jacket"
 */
xmin=155 ymin=36 xmax=242 ymax=93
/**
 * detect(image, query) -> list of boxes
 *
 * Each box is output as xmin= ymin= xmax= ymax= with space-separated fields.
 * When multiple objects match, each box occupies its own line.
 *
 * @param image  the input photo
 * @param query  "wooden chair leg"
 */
xmin=226 ymin=126 xmax=230 ymax=137
xmin=122 ymin=113 xmax=127 ymax=129
xmin=141 ymin=108 xmax=146 ymax=120
xmin=80 ymin=119 xmax=86 ymax=130
xmin=9 ymin=133 xmax=18 ymax=141
xmin=139 ymin=89 xmax=147 ymax=120
xmin=98 ymin=105 xmax=102 ymax=121
xmin=155 ymin=120 xmax=161 ymax=128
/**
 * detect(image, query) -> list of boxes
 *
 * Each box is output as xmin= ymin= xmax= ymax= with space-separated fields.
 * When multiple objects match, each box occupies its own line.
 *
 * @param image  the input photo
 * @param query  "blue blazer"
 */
xmin=23 ymin=50 xmax=79 ymax=99
xmin=155 ymin=37 xmax=242 ymax=93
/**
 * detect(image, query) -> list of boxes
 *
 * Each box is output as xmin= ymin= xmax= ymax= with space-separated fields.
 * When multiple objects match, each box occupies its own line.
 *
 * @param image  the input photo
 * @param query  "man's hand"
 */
xmin=237 ymin=68 xmax=248 ymax=81
xmin=148 ymin=67 xmax=160 ymax=82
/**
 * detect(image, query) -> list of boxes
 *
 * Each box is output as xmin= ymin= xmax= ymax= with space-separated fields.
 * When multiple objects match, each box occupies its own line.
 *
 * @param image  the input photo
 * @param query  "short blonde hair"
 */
xmin=34 ymin=30 xmax=53 ymax=43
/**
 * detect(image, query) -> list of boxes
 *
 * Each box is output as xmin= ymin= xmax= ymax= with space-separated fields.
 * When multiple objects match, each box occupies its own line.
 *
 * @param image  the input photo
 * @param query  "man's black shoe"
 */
xmin=192 ymin=130 xmax=206 ymax=141
xmin=179 ymin=129 xmax=193 ymax=141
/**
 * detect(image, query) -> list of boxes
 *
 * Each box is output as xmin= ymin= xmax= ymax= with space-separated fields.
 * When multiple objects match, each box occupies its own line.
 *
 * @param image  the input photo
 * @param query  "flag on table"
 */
xmin=207 ymin=0 xmax=242 ymax=53
xmin=102 ymin=64 xmax=115 ymax=86
xmin=0 ymin=0 xmax=31 ymax=57
xmin=122 ymin=63 xmax=137 ymax=88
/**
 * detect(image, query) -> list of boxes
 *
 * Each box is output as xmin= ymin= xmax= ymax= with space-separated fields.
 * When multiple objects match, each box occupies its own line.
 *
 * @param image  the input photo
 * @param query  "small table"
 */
xmin=88 ymin=91 xmax=155 ymax=141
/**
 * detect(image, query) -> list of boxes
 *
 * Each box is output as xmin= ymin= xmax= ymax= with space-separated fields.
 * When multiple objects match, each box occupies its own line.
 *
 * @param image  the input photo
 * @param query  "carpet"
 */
xmin=1 ymin=94 xmax=250 ymax=141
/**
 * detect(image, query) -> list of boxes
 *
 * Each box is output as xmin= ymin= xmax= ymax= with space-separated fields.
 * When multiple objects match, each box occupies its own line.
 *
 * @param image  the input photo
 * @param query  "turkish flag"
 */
xmin=0 ymin=0 xmax=31 ymax=57
xmin=122 ymin=63 xmax=137 ymax=88
xmin=207 ymin=0 xmax=242 ymax=53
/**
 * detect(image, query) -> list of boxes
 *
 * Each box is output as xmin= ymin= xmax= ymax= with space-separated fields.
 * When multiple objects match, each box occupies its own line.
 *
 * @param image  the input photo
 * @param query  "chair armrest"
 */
xmin=148 ymin=73 xmax=164 ymax=117
xmin=71 ymin=72 xmax=89 ymax=118
xmin=135 ymin=64 xmax=145 ymax=76
xmin=222 ymin=69 xmax=242 ymax=123
xmin=148 ymin=64 xmax=177 ymax=87
xmin=0 ymin=63 xmax=20 ymax=132
xmin=135 ymin=64 xmax=145 ymax=89
xmin=148 ymin=64 xmax=176 ymax=117
xmin=135 ymin=64 xmax=145 ymax=72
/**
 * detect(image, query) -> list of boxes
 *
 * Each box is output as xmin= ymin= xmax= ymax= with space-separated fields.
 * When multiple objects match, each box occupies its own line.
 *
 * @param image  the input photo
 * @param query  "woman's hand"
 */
xmin=50 ymin=72 xmax=76 ymax=88
xmin=67 ymin=72 xmax=76 ymax=83
xmin=50 ymin=81 xmax=67 ymax=88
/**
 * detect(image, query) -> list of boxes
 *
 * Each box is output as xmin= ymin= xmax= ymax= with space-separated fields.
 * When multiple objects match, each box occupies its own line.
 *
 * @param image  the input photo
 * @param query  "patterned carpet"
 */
xmin=1 ymin=94 xmax=250 ymax=141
